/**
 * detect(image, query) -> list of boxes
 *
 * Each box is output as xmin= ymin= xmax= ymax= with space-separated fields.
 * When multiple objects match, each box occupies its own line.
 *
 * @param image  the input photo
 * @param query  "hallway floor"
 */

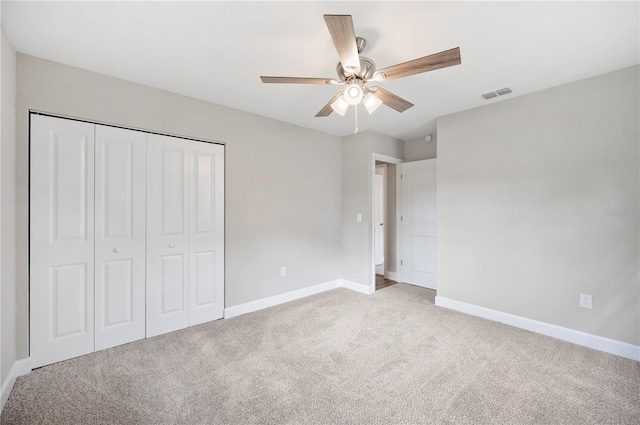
xmin=375 ymin=274 xmax=397 ymax=291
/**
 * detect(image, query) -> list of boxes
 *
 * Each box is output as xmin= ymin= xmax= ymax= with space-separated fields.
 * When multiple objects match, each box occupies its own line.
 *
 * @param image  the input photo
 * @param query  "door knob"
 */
xmin=169 ymin=243 xmax=176 ymax=248
xmin=113 ymin=247 xmax=121 ymax=253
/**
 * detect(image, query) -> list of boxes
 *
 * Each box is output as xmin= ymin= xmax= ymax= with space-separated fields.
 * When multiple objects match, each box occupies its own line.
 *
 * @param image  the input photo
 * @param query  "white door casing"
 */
xmin=146 ymin=133 xmax=190 ymax=337
xmin=30 ymin=115 xmax=96 ymax=368
xmin=94 ymin=125 xmax=147 ymax=351
xmin=370 ymin=153 xmax=403 ymax=289
xmin=188 ymin=141 xmax=225 ymax=326
xmin=400 ymin=159 xmax=437 ymax=289
xmin=374 ymin=165 xmax=385 ymax=266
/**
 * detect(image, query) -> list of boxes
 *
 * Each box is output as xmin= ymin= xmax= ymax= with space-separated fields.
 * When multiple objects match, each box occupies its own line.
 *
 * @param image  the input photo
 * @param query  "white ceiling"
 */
xmin=2 ymin=1 xmax=639 ymax=141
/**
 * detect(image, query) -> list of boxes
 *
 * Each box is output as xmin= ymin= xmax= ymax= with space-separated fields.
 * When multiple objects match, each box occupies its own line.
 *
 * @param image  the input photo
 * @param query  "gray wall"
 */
xmin=404 ymin=135 xmax=437 ymax=161
xmin=342 ymin=131 xmax=403 ymax=286
xmin=15 ymin=54 xmax=343 ymax=360
xmin=1 ymin=24 xmax=17 ymax=384
xmin=437 ymin=65 xmax=640 ymax=345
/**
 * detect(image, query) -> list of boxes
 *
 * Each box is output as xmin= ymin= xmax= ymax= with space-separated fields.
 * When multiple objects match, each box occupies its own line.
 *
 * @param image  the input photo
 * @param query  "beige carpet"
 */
xmin=2 ymin=283 xmax=639 ymax=424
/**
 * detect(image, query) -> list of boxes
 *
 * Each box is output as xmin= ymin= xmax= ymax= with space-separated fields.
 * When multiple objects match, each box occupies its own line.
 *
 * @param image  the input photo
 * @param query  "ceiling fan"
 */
xmin=260 ymin=14 xmax=461 ymax=118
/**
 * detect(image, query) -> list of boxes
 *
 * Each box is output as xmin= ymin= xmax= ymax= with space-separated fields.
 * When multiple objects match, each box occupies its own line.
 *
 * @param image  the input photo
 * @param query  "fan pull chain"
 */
xmin=354 ymin=104 xmax=359 ymax=134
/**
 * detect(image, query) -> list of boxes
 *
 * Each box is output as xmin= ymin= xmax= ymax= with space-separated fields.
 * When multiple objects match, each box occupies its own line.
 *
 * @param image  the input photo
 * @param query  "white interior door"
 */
xmin=188 ymin=141 xmax=224 ymax=326
xmin=374 ymin=165 xmax=385 ymax=266
xmin=94 ymin=125 xmax=146 ymax=350
xmin=146 ymin=134 xmax=189 ymax=337
xmin=400 ymin=159 xmax=437 ymax=289
xmin=30 ymin=115 xmax=95 ymax=368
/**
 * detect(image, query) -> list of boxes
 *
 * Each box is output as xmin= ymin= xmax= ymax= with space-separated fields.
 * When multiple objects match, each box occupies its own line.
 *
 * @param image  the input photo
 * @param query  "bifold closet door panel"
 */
xmin=188 ymin=142 xmax=225 ymax=326
xmin=30 ymin=115 xmax=96 ymax=368
xmin=146 ymin=134 xmax=190 ymax=337
xmin=94 ymin=126 xmax=147 ymax=351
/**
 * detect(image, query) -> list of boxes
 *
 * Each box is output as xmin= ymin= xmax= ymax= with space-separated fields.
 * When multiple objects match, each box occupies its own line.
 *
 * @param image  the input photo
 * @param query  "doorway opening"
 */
xmin=371 ymin=154 xmax=403 ymax=291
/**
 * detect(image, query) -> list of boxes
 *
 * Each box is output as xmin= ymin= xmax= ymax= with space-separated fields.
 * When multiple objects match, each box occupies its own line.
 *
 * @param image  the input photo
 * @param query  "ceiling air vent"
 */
xmin=481 ymin=92 xmax=498 ymax=100
xmin=481 ymin=87 xmax=513 ymax=100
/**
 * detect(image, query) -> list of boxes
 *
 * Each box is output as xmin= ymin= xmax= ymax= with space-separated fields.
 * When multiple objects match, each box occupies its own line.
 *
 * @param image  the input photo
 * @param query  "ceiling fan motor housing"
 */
xmin=337 ymin=56 xmax=377 ymax=82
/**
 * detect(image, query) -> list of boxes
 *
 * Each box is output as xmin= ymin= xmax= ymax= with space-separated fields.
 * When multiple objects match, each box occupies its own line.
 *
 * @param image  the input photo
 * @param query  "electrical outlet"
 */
xmin=579 ymin=293 xmax=592 ymax=309
xmin=280 ymin=267 xmax=286 ymax=277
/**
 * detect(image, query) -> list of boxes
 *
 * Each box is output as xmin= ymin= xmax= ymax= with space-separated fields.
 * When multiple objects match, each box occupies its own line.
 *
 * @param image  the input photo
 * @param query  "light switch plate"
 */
xmin=357 ymin=213 xmax=362 ymax=222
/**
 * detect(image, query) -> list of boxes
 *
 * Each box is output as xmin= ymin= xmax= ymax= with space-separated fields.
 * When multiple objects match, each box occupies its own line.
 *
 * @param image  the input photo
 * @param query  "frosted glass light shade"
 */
xmin=343 ymin=80 xmax=364 ymax=105
xmin=363 ymin=92 xmax=383 ymax=114
xmin=330 ymin=95 xmax=349 ymax=116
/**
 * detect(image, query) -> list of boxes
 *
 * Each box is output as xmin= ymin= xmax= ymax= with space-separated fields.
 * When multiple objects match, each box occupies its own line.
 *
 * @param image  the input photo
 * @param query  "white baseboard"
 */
xmin=224 ymin=279 xmax=374 ymax=319
xmin=341 ymin=279 xmax=375 ymax=295
xmin=384 ymin=271 xmax=398 ymax=281
xmin=1 ymin=357 xmax=31 ymax=413
xmin=435 ymin=296 xmax=640 ymax=361
xmin=224 ymin=280 xmax=342 ymax=318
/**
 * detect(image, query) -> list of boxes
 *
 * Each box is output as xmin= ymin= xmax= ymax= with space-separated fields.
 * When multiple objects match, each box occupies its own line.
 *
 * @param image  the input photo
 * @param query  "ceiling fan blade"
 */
xmin=377 ymin=47 xmax=461 ymax=81
xmin=315 ymin=93 xmax=343 ymax=117
xmin=260 ymin=76 xmax=340 ymax=84
xmin=370 ymin=87 xmax=414 ymax=112
xmin=323 ymin=15 xmax=361 ymax=74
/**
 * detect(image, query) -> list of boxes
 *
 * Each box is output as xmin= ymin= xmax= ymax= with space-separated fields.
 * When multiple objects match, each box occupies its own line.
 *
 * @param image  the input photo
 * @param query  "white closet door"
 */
xmin=188 ymin=141 xmax=224 ymax=326
xmin=30 ymin=115 xmax=95 ymax=368
xmin=94 ymin=126 xmax=147 ymax=350
xmin=146 ymin=134 xmax=189 ymax=337
xmin=399 ymin=159 xmax=437 ymax=289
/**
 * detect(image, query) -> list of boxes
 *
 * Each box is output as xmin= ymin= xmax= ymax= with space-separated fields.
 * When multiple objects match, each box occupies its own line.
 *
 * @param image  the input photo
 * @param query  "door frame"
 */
xmin=370 ymin=153 xmax=403 ymax=291
xmin=374 ymin=164 xmax=386 ymax=268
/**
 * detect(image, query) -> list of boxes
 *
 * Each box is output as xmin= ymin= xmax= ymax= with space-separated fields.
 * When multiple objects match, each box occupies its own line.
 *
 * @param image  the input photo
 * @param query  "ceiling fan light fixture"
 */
xmin=363 ymin=92 xmax=383 ymax=114
xmin=330 ymin=94 xmax=349 ymax=116
xmin=343 ymin=80 xmax=364 ymax=105
xmin=260 ymin=15 xmax=462 ymax=120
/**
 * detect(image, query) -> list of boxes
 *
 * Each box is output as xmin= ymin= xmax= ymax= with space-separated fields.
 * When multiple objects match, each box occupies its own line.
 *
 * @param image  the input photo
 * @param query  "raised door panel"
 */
xmin=30 ymin=115 xmax=95 ymax=368
xmin=410 ymin=236 xmax=437 ymax=274
xmin=193 ymin=251 xmax=215 ymax=307
xmin=160 ymin=254 xmax=187 ymax=314
xmin=94 ymin=126 xmax=146 ymax=351
xmin=162 ymin=149 xmax=186 ymax=235
xmin=411 ymin=168 xmax=437 ymax=225
xmin=50 ymin=136 xmax=90 ymax=241
xmin=147 ymin=134 xmax=189 ymax=337
xmin=51 ymin=264 xmax=89 ymax=338
xmin=188 ymin=142 xmax=224 ymax=326
xmin=101 ymin=260 xmax=133 ymax=326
